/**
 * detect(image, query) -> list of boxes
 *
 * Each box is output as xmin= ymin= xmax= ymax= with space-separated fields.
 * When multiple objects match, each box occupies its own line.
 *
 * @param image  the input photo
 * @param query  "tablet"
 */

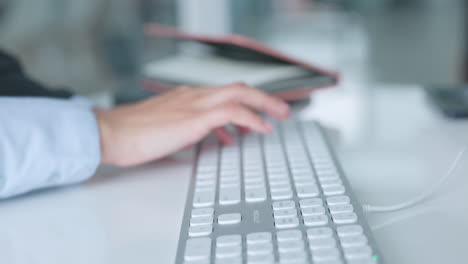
xmin=143 ymin=24 xmax=339 ymax=101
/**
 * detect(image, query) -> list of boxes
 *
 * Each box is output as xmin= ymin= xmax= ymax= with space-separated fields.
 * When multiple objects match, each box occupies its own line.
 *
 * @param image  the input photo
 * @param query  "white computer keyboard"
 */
xmin=175 ymin=119 xmax=384 ymax=264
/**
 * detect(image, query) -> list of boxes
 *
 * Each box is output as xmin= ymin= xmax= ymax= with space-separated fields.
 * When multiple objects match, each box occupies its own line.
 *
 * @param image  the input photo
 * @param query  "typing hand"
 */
xmin=94 ymin=83 xmax=290 ymax=166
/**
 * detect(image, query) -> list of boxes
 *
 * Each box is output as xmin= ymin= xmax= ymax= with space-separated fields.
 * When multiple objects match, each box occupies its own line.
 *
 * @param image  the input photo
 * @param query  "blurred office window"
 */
xmin=230 ymin=0 xmax=467 ymax=85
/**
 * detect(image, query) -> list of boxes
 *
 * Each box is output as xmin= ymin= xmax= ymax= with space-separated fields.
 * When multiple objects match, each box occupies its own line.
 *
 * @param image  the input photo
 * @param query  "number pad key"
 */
xmin=340 ymin=234 xmax=368 ymax=248
xmin=299 ymin=198 xmax=323 ymax=208
xmin=326 ymin=195 xmax=350 ymax=206
xmin=247 ymin=243 xmax=274 ymax=256
xmin=276 ymin=230 xmax=302 ymax=242
xmin=277 ymin=240 xmax=305 ymax=253
xmin=247 ymin=232 xmax=272 ymax=245
xmin=275 ymin=216 xmax=300 ymax=229
xmin=272 ymin=200 xmax=295 ymax=210
xmin=306 ymin=227 xmax=333 ymax=240
xmin=309 ymin=237 xmax=337 ymax=250
xmin=336 ymin=225 xmax=364 ymax=237
xmin=303 ymin=215 xmax=328 ymax=227
xmin=332 ymin=212 xmax=358 ymax=225
xmin=329 ymin=204 xmax=354 ymax=214
xmin=301 ymin=206 xmax=326 ymax=216
xmin=273 ymin=208 xmax=297 ymax=218
xmin=322 ymin=185 xmax=345 ymax=196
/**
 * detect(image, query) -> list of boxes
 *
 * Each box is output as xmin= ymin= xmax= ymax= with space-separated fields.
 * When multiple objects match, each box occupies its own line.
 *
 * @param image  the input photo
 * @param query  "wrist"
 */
xmin=93 ymin=108 xmax=115 ymax=165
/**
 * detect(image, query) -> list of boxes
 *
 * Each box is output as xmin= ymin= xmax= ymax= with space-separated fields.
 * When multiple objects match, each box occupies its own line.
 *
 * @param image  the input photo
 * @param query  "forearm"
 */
xmin=0 ymin=96 xmax=101 ymax=198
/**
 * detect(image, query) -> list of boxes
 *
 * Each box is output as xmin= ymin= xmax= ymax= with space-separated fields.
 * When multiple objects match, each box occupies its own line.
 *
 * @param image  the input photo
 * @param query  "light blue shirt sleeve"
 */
xmin=0 ymin=96 xmax=101 ymax=199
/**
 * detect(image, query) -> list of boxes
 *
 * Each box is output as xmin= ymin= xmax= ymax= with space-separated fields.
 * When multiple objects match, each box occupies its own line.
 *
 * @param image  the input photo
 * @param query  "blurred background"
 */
xmin=0 ymin=0 xmax=466 ymax=105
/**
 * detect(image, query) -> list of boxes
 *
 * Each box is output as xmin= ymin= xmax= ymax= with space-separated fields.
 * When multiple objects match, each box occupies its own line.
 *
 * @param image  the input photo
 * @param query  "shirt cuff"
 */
xmin=0 ymin=96 xmax=101 ymax=198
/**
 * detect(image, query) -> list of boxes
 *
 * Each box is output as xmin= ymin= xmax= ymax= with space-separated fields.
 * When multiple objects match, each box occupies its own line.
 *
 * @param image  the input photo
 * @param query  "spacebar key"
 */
xmin=193 ymin=191 xmax=215 ymax=208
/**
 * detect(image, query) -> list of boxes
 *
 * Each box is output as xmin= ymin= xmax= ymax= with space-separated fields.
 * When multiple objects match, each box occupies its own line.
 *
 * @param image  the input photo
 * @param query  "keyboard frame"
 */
xmin=174 ymin=120 xmax=385 ymax=264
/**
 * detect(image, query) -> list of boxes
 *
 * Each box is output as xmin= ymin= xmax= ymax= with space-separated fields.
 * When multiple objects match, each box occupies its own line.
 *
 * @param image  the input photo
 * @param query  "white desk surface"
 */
xmin=1 ymin=85 xmax=468 ymax=264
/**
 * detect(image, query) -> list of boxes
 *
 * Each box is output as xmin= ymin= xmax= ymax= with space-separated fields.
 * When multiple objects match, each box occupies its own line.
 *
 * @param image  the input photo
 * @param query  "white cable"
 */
xmin=363 ymin=143 xmax=468 ymax=213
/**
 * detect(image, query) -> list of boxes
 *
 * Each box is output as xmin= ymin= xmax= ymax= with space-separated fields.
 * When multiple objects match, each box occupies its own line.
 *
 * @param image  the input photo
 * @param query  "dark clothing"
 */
xmin=0 ymin=50 xmax=72 ymax=98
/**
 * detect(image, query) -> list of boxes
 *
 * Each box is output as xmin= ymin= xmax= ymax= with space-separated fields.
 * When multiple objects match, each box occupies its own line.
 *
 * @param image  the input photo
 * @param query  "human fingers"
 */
xmin=235 ymin=125 xmax=250 ymax=135
xmin=200 ymin=83 xmax=290 ymax=120
xmin=202 ymin=103 xmax=273 ymax=134
xmin=214 ymin=127 xmax=233 ymax=145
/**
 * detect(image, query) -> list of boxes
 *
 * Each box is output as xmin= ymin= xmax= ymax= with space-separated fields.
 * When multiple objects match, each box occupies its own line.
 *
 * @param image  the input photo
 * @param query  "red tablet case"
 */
xmin=143 ymin=23 xmax=339 ymax=101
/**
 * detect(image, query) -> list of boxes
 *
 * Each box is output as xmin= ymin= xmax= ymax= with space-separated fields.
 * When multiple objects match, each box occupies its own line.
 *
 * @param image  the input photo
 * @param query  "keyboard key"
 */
xmin=216 ymin=245 xmax=242 ymax=258
xmin=271 ymin=189 xmax=293 ymax=200
xmin=293 ymin=178 xmax=316 ymax=187
xmin=278 ymin=240 xmax=305 ymax=253
xmin=247 ymin=243 xmax=274 ymax=256
xmin=246 ymin=232 xmax=272 ymax=245
xmin=301 ymin=206 xmax=326 ymax=216
xmin=326 ymin=195 xmax=350 ymax=206
xmin=219 ymin=187 xmax=241 ymax=205
xmin=194 ymin=185 xmax=216 ymax=193
xmin=332 ymin=212 xmax=358 ymax=225
xmin=309 ymin=237 xmax=337 ymax=250
xmin=269 ymin=183 xmax=292 ymax=192
xmin=322 ymin=185 xmax=345 ymax=196
xmin=245 ymin=183 xmax=266 ymax=190
xmin=184 ymin=237 xmax=211 ymax=261
xmin=306 ymin=227 xmax=333 ymax=239
xmin=296 ymin=185 xmax=320 ymax=198
xmin=328 ymin=204 xmax=354 ymax=214
xmin=319 ymin=178 xmax=343 ymax=187
xmin=336 ymin=225 xmax=364 ymax=237
xmin=191 ymin=208 xmax=214 ymax=218
xmin=340 ymin=235 xmax=368 ymax=248
xmin=275 ymin=216 xmax=300 ymax=229
xmin=303 ymin=215 xmax=328 ymax=227
xmin=215 ymin=257 xmax=242 ymax=264
xmin=268 ymin=174 xmax=289 ymax=181
xmin=315 ymin=168 xmax=338 ymax=176
xmin=188 ymin=224 xmax=213 ymax=237
xmin=291 ymin=168 xmax=313 ymax=175
xmin=193 ymin=191 xmax=215 ymax=208
xmin=218 ymin=213 xmax=242 ymax=225
xmin=245 ymin=188 xmax=267 ymax=203
xmin=343 ymin=245 xmax=372 ymax=260
xmin=244 ymin=177 xmax=264 ymax=184
xmin=220 ymin=182 xmax=241 ymax=189
xmin=299 ymin=198 xmax=323 ymax=208
xmin=278 ymin=251 xmax=308 ymax=263
xmin=190 ymin=216 xmax=213 ymax=226
xmin=276 ymin=230 xmax=303 ymax=242
xmin=273 ymin=208 xmax=297 ymax=218
xmin=272 ymin=200 xmax=296 ymax=210
xmin=269 ymin=179 xmax=290 ymax=186
xmin=247 ymin=254 xmax=275 ymax=264
xmin=311 ymin=248 xmax=341 ymax=262
xmin=195 ymin=179 xmax=216 ymax=188
xmin=217 ymin=235 xmax=242 ymax=247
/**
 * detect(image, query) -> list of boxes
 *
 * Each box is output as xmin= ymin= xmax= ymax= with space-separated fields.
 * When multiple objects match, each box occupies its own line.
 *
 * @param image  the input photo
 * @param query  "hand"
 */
xmin=94 ymin=83 xmax=290 ymax=166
